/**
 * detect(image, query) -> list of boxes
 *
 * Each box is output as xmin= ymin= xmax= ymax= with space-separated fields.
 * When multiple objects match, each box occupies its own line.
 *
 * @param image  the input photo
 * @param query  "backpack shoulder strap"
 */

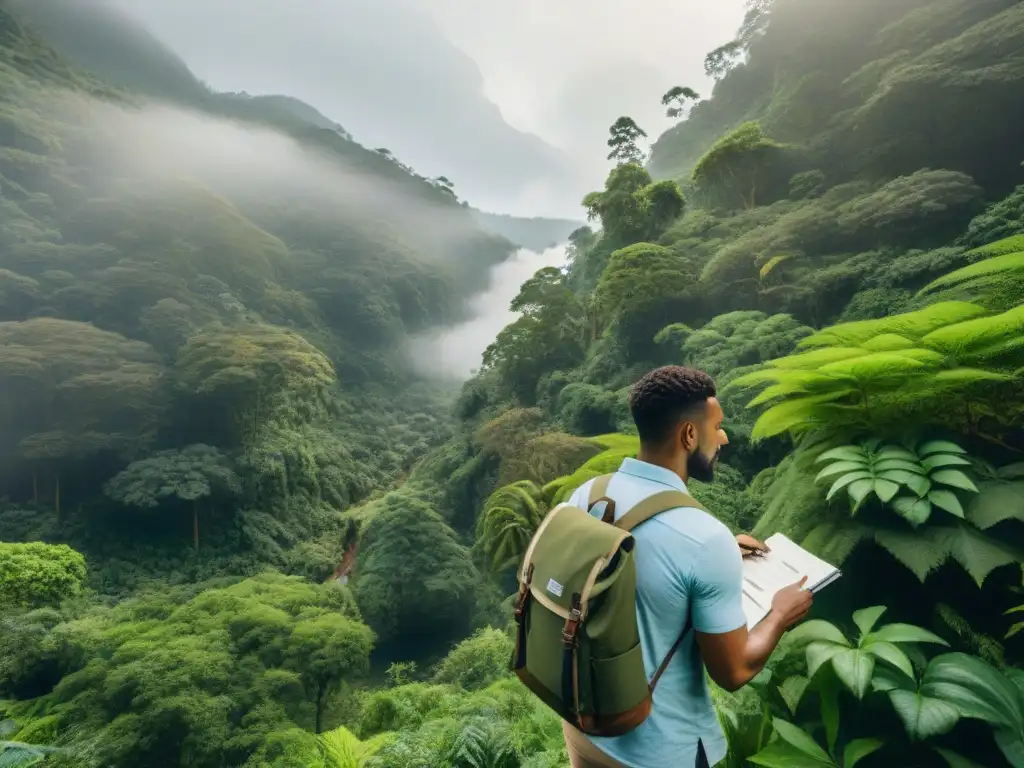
xmin=614 ymin=490 xmax=707 ymax=532
xmin=618 ymin=489 xmax=707 ymax=692
xmin=586 ymin=473 xmax=617 ymax=523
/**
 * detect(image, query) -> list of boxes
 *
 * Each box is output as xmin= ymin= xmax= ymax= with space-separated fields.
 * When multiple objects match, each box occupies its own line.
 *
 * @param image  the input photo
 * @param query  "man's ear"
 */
xmin=679 ymin=420 xmax=698 ymax=452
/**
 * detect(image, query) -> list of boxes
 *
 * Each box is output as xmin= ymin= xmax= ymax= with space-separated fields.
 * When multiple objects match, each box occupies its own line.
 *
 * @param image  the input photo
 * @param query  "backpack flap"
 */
xmin=521 ymin=503 xmax=633 ymax=620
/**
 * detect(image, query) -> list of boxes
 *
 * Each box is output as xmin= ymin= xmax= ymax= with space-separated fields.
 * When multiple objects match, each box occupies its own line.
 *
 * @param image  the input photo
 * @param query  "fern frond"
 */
xmin=921 ymin=304 xmax=1024 ymax=360
xmin=750 ymin=391 xmax=857 ymax=442
xmin=966 ymin=480 xmax=1024 ymax=530
xmin=798 ymin=301 xmax=987 ymax=349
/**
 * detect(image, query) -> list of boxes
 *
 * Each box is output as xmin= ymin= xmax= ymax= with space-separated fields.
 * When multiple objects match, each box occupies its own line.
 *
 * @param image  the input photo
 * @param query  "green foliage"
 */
xmin=728 ymin=301 xmax=1024 ymax=443
xmin=581 ymin=164 xmax=685 ymax=246
xmin=474 ymin=481 xmax=546 ymax=576
xmin=692 ymin=121 xmax=794 ymax=211
xmin=815 ymin=438 xmax=977 ymax=526
xmin=318 ymin=725 xmax=391 ymax=768
xmin=919 ymin=236 xmax=1024 ymax=310
xmin=595 ymin=242 xmax=700 ymax=356
xmin=354 ymin=495 xmax=477 ymax=645
xmin=606 ymin=116 xmax=647 ymax=165
xmin=960 ymin=185 xmax=1024 ymax=248
xmin=432 ymin=628 xmax=515 ymax=691
xmin=104 ymin=444 xmax=240 ymax=551
xmin=662 ymin=85 xmax=701 ymax=120
xmin=2 ymin=572 xmax=373 ymax=767
xmin=0 ymin=542 xmax=86 ymax=608
xmin=480 ymin=268 xmax=586 ymax=405
xmin=175 ymin=324 xmax=337 ymax=446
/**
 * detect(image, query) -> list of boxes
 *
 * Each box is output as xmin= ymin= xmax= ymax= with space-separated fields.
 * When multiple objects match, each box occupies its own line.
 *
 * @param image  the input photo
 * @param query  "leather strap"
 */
xmin=650 ymin=618 xmax=690 ymax=692
xmin=594 ymin=482 xmax=706 ymax=692
xmin=586 ymin=474 xmax=617 ymax=523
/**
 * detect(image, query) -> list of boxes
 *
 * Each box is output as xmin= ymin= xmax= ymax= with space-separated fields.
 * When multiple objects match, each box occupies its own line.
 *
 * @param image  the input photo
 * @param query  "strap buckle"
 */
xmin=561 ymin=595 xmax=582 ymax=645
xmin=514 ymin=564 xmax=534 ymax=623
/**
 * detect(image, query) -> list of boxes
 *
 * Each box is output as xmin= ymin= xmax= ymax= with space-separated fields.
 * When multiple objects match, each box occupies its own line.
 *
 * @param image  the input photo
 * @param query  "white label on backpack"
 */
xmin=546 ymin=578 xmax=564 ymax=597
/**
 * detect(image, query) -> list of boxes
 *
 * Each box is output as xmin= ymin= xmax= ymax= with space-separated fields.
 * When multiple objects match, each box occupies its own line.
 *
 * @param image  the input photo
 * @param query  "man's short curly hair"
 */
xmin=628 ymin=365 xmax=717 ymax=445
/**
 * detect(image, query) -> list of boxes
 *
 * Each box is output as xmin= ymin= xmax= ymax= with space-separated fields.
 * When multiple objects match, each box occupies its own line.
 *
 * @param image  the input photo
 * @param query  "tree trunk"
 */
xmin=54 ymin=471 xmax=61 ymax=523
xmin=193 ymin=500 xmax=200 ymax=553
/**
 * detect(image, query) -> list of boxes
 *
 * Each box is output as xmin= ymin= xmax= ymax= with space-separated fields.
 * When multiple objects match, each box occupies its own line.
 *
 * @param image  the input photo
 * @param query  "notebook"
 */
xmin=740 ymin=533 xmax=841 ymax=630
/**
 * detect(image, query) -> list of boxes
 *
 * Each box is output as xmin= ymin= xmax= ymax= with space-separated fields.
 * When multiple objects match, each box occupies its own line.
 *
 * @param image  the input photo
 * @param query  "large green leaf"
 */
xmin=852 ymin=606 xmax=887 ymax=637
xmin=788 ymin=620 xmax=852 ymax=648
xmin=874 ymin=459 xmax=926 ymax=474
xmin=967 ymin=481 xmax=1024 ymax=529
xmin=817 ymin=461 xmax=870 ymax=482
xmin=832 ymin=648 xmax=875 ymax=699
xmin=771 ymin=719 xmax=834 ymax=763
xmin=826 ymin=471 xmax=874 ymax=501
xmin=842 ymin=738 xmax=884 ymax=768
xmin=848 ymin=479 xmax=875 ymax=510
xmin=863 ymin=641 xmax=914 ymax=679
xmin=888 ymin=689 xmax=960 ymax=741
xmin=874 ymin=479 xmax=900 ymax=503
xmin=919 ymin=440 xmax=967 ymax=457
xmin=817 ymin=445 xmax=867 ymax=463
xmin=891 ymin=496 xmax=932 ymax=526
xmin=923 ymin=653 xmax=1024 ymax=727
xmin=867 ymin=623 xmax=949 ymax=647
xmin=927 ymin=489 xmax=964 ymax=518
xmin=806 ymin=641 xmax=848 ymax=679
xmin=876 ymin=446 xmax=919 ymax=462
xmin=748 ymin=741 xmax=835 ymax=768
xmin=873 ymin=529 xmax=949 ymax=582
xmin=921 ymin=454 xmax=972 ymax=471
xmin=931 ymin=469 xmax=979 ymax=493
xmin=879 ymin=470 xmax=930 ymax=497
xmin=778 ymin=675 xmax=810 ymax=715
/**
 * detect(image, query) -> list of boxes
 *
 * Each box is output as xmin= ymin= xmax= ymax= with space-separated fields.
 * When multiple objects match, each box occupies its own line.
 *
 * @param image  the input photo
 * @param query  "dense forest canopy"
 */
xmin=2 ymin=0 xmax=1024 ymax=767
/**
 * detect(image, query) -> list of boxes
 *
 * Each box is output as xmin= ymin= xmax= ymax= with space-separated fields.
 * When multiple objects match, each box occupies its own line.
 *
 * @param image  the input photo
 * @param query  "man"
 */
xmin=561 ymin=365 xmax=812 ymax=768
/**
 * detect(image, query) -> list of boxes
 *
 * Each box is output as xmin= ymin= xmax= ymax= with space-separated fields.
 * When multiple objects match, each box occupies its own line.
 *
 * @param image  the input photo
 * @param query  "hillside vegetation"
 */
xmin=3 ymin=1 xmax=1024 ymax=767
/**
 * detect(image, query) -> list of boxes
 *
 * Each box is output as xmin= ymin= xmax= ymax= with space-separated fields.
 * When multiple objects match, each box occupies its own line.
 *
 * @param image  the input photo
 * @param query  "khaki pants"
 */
xmin=562 ymin=722 xmax=627 ymax=768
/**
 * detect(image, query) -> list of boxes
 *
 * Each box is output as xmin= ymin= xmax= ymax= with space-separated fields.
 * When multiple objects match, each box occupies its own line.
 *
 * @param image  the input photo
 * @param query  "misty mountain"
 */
xmin=468 ymin=209 xmax=583 ymax=251
xmin=17 ymin=0 xmax=579 ymax=217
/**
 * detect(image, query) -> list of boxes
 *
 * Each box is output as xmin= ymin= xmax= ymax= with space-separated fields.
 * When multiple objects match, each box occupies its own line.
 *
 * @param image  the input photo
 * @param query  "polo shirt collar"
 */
xmin=618 ymin=457 xmax=689 ymax=493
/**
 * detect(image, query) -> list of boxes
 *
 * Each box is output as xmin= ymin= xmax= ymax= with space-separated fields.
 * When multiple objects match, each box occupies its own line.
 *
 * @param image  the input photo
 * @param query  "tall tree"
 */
xmin=0 ymin=318 xmax=167 ymax=512
xmin=606 ymin=116 xmax=648 ymax=165
xmin=691 ymin=121 xmax=791 ymax=210
xmin=103 ymin=444 xmax=241 ymax=552
xmin=662 ymin=85 xmax=701 ymax=120
xmin=175 ymin=324 xmax=336 ymax=447
xmin=354 ymin=494 xmax=477 ymax=644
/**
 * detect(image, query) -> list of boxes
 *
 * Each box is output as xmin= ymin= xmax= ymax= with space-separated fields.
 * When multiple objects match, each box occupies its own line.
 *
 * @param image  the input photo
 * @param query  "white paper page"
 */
xmin=740 ymin=533 xmax=840 ymax=629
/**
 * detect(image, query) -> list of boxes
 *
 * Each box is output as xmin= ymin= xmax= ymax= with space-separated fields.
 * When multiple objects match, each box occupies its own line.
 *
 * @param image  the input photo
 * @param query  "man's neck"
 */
xmin=635 ymin=450 xmax=688 ymax=484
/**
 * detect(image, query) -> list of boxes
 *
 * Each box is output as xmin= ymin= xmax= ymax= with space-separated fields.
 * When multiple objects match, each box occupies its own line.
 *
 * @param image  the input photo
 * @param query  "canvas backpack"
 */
xmin=510 ymin=472 xmax=710 ymax=738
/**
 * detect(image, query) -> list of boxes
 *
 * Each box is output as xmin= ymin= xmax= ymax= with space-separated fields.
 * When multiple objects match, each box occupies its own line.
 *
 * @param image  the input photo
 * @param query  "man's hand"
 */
xmin=736 ymin=533 xmax=769 ymax=558
xmin=770 ymin=576 xmax=814 ymax=629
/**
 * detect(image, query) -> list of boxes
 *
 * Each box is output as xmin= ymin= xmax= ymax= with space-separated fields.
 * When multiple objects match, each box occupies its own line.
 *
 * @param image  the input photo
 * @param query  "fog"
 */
xmin=46 ymin=91 xmax=570 ymax=378
xmin=59 ymin=94 xmax=490 ymax=261
xmin=407 ymin=244 xmax=569 ymax=380
xmin=103 ymin=0 xmax=748 ymax=219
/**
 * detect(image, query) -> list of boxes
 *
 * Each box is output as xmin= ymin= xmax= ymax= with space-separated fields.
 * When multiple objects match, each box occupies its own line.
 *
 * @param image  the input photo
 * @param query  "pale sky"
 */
xmin=109 ymin=0 xmax=747 ymax=218
xmin=427 ymin=0 xmax=746 ymax=154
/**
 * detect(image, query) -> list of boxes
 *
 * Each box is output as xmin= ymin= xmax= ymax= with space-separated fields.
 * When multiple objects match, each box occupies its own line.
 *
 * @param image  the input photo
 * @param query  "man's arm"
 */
xmin=689 ymin=528 xmax=812 ymax=692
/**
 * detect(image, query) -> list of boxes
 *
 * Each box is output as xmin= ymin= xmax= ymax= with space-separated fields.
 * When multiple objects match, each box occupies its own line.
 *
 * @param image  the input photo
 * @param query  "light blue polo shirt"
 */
xmin=566 ymin=457 xmax=746 ymax=768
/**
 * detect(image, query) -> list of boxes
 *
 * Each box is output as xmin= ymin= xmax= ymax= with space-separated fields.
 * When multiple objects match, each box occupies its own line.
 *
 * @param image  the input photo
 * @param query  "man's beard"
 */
xmin=688 ymin=447 xmax=720 ymax=483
